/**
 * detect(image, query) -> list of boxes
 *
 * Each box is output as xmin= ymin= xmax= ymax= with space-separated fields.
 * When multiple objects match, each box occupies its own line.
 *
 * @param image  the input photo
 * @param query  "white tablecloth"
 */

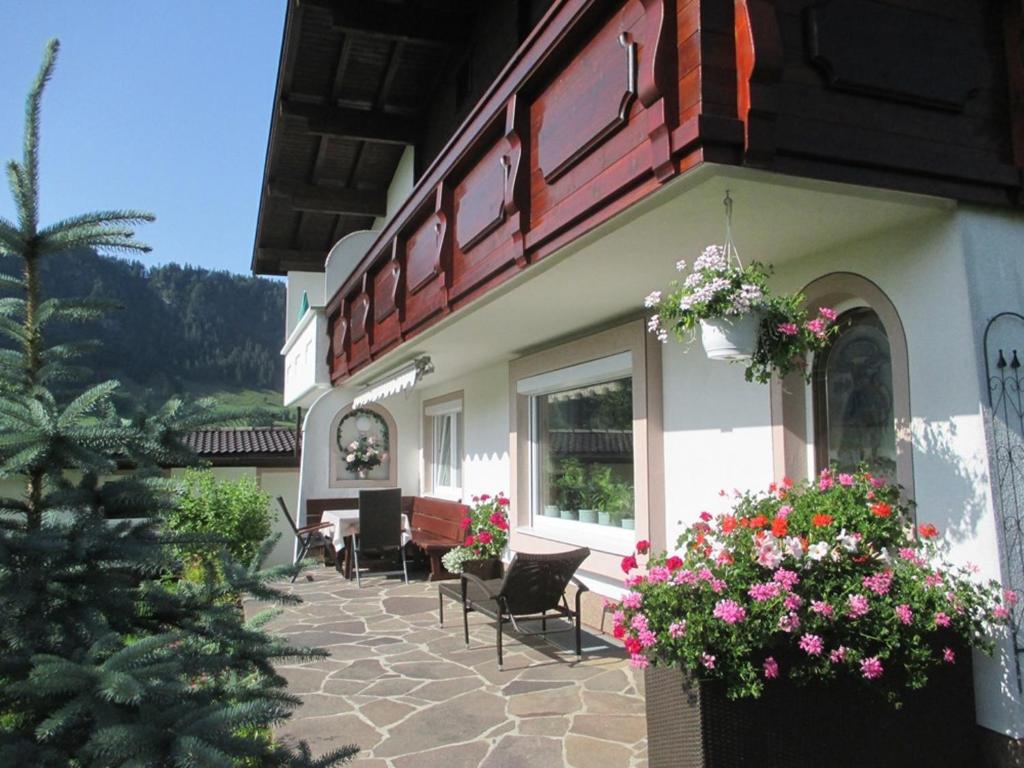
xmin=321 ymin=509 xmax=411 ymax=551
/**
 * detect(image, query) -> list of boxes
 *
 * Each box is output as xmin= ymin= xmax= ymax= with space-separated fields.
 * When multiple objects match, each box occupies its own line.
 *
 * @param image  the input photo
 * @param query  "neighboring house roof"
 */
xmin=549 ymin=430 xmax=632 ymax=458
xmin=184 ymin=428 xmax=299 ymax=467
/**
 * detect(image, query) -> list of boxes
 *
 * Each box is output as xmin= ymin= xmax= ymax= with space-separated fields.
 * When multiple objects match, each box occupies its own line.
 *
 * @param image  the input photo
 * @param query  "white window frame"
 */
xmin=423 ymin=394 xmax=463 ymax=500
xmin=517 ymin=352 xmax=635 ymax=553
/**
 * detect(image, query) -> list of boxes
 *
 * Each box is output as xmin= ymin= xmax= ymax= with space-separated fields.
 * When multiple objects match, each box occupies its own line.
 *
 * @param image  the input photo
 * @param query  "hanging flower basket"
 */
xmin=643 ymin=194 xmax=839 ymax=382
xmin=699 ymin=311 xmax=763 ymax=361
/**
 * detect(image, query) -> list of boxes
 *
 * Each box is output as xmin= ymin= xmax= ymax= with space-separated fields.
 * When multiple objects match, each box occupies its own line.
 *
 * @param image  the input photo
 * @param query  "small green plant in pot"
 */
xmin=588 ymin=466 xmax=615 ymax=526
xmin=606 ymin=480 xmax=635 ymax=529
xmin=555 ymin=457 xmax=586 ymax=521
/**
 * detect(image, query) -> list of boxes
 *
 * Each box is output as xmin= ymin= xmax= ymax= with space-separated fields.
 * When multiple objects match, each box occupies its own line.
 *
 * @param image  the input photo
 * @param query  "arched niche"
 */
xmin=328 ymin=403 xmax=398 ymax=488
xmin=770 ymin=272 xmax=914 ymax=499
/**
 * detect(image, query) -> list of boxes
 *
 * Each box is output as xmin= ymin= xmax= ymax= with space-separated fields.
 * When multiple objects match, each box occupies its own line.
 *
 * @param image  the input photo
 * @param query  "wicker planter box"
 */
xmin=645 ymin=659 xmax=978 ymax=768
xmin=460 ymin=557 xmax=503 ymax=580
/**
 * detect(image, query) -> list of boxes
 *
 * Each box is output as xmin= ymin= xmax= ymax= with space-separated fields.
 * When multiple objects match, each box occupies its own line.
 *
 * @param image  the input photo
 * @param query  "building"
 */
xmin=252 ymin=0 xmax=1024 ymax=756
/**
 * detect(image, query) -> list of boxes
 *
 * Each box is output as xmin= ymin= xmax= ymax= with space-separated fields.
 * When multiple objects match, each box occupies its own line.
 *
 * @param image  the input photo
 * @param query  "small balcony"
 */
xmin=281 ymin=306 xmax=330 ymax=408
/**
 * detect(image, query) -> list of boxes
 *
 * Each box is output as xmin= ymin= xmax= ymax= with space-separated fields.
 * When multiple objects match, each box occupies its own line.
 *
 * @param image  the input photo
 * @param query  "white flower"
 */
xmin=675 ymin=259 xmax=687 ymax=272
xmin=807 ymin=542 xmax=829 ymax=561
xmin=348 ymin=441 xmax=358 ymax=450
xmin=837 ymin=529 xmax=860 ymax=553
xmin=345 ymin=453 xmax=355 ymax=462
xmin=644 ymin=290 xmax=662 ymax=308
xmin=784 ymin=536 xmax=804 ymax=560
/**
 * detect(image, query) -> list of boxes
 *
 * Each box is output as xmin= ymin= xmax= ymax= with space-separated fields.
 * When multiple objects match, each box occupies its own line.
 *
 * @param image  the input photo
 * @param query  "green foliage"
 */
xmin=170 ymin=470 xmax=272 ymax=567
xmin=0 ymin=40 xmax=356 ymax=767
xmin=554 ymin=458 xmax=586 ymax=510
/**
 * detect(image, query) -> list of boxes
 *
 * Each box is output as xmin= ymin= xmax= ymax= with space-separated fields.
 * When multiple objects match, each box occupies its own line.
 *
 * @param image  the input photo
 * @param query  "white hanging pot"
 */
xmin=700 ymin=312 xmax=762 ymax=361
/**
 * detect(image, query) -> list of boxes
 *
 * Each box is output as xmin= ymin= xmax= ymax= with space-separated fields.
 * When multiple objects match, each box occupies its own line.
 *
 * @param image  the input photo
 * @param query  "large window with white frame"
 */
xmin=424 ymin=394 xmax=462 ymax=499
xmin=517 ymin=352 xmax=636 ymax=547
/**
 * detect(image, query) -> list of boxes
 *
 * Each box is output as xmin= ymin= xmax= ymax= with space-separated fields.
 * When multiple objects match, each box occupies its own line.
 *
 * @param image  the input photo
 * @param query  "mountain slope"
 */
xmin=0 ymin=249 xmax=289 ymax=420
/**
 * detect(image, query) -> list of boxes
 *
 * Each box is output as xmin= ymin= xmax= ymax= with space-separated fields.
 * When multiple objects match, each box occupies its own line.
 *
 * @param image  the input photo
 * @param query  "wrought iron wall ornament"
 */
xmin=984 ymin=311 xmax=1024 ymax=692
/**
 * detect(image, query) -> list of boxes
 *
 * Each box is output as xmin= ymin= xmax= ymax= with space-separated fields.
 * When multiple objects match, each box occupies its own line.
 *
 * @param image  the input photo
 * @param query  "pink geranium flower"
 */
xmin=748 ymin=582 xmax=781 ymax=602
xmin=818 ymin=307 xmax=838 ymax=322
xmin=621 ymin=591 xmax=642 ymax=609
xmin=773 ymin=568 xmax=800 ymax=591
xmin=701 ymin=653 xmax=716 ymax=669
xmin=712 ymin=599 xmax=746 ymax=624
xmin=811 ymin=600 xmax=834 ymax=619
xmin=895 ymin=604 xmax=913 ymax=625
xmin=860 ymin=656 xmax=884 ymax=680
xmin=763 ymin=656 xmax=779 ymax=679
xmin=669 ymin=621 xmax=686 ymax=638
xmin=838 ymin=473 xmax=854 ymax=486
xmin=934 ymin=611 xmax=951 ymax=628
xmin=630 ymin=653 xmax=649 ymax=669
xmin=777 ymin=322 xmax=798 ymax=336
xmin=943 ymin=647 xmax=956 ymax=664
xmin=862 ymin=571 xmax=893 ymax=596
xmin=829 ymin=646 xmax=848 ymax=664
xmin=848 ymin=594 xmax=870 ymax=618
xmin=798 ymin=634 xmax=824 ymax=656
xmin=638 ymin=629 xmax=656 ymax=648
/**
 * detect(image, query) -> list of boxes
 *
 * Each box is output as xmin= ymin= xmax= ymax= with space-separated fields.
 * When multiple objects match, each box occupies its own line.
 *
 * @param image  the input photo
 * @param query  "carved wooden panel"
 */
xmin=373 ymin=260 xmax=401 ymax=323
xmin=406 ymin=212 xmax=446 ymax=294
xmin=536 ymin=26 xmax=638 ymax=182
xmin=455 ymin=141 xmax=509 ymax=251
xmin=807 ymin=0 xmax=978 ymax=111
xmin=349 ymin=291 xmax=370 ymax=343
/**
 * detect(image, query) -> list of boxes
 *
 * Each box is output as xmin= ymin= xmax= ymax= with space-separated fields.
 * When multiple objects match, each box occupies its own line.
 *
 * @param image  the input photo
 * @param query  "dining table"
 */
xmin=321 ymin=508 xmax=411 ymax=579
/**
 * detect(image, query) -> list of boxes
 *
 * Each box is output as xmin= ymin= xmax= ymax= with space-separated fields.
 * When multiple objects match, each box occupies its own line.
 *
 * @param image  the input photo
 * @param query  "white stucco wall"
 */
xmin=297 ymin=386 xmax=421 ymax=525
xmin=285 ymin=271 xmax=326 ymax=340
xmin=372 ymin=145 xmax=415 ymax=232
xmin=418 ymin=362 xmax=511 ymax=502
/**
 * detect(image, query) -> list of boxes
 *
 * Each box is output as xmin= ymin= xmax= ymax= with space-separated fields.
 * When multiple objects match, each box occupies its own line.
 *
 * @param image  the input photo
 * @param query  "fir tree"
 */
xmin=0 ymin=40 xmax=357 ymax=766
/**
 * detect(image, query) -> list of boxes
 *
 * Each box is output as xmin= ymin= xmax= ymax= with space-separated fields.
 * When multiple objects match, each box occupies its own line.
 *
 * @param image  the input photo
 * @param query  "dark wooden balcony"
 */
xmin=259 ymin=0 xmax=1023 ymax=384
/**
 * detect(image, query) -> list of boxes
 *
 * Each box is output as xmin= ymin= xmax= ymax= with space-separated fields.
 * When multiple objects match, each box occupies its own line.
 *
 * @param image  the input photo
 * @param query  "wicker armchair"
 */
xmin=459 ymin=547 xmax=590 ymax=669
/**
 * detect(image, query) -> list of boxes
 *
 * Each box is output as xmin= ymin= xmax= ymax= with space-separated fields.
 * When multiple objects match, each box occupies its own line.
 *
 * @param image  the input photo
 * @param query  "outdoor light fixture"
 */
xmin=352 ymin=355 xmax=434 ymax=408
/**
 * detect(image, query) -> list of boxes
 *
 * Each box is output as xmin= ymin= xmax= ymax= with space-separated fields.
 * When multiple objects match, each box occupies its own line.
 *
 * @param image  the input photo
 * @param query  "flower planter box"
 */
xmin=461 ymin=557 xmax=503 ymax=581
xmin=644 ymin=660 xmax=978 ymax=768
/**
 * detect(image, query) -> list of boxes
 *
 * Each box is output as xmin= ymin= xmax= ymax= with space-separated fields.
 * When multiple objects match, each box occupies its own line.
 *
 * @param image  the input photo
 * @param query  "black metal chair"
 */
xmin=353 ymin=488 xmax=408 ymax=587
xmin=459 ymin=547 xmax=590 ymax=669
xmin=276 ymin=496 xmax=333 ymax=583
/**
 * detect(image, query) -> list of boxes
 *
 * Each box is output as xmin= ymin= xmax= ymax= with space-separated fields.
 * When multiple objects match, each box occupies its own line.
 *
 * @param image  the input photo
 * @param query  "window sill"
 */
xmin=517 ymin=517 xmax=634 ymax=556
xmin=425 ymin=488 xmax=463 ymax=503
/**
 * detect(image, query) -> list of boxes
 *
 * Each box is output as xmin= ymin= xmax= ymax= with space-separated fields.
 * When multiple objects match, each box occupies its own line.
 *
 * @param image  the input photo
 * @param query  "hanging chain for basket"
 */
xmin=723 ymin=190 xmax=743 ymax=269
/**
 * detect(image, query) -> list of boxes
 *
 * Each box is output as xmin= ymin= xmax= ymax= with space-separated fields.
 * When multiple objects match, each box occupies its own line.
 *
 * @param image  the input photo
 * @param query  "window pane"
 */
xmin=814 ymin=308 xmax=896 ymax=480
xmin=434 ymin=414 xmax=452 ymax=488
xmin=535 ymin=377 xmax=634 ymax=527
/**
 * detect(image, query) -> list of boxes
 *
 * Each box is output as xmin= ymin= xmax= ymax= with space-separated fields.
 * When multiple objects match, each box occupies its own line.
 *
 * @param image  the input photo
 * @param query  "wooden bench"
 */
xmin=406 ymin=496 xmax=470 ymax=580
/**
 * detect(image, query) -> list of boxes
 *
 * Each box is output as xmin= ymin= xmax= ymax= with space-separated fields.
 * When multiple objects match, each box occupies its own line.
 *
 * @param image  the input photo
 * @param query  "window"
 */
xmin=518 ymin=352 xmax=636 ymax=536
xmin=424 ymin=395 xmax=462 ymax=498
xmin=812 ymin=307 xmax=896 ymax=480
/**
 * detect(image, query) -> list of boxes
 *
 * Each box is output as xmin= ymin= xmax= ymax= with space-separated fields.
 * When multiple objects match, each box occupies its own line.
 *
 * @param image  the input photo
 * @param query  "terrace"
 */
xmin=251 ymin=572 xmax=648 ymax=767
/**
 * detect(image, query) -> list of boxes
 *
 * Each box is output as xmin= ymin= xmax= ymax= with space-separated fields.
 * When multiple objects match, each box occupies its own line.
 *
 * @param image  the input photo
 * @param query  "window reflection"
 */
xmin=813 ymin=308 xmax=896 ymax=480
xmin=534 ymin=378 xmax=635 ymax=528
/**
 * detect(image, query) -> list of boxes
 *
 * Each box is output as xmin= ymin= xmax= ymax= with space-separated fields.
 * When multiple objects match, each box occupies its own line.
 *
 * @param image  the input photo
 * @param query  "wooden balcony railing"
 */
xmin=323 ymin=0 xmax=745 ymax=381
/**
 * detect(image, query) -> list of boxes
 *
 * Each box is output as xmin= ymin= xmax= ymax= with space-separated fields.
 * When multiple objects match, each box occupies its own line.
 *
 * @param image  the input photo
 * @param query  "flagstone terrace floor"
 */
xmin=250 ymin=571 xmax=648 ymax=767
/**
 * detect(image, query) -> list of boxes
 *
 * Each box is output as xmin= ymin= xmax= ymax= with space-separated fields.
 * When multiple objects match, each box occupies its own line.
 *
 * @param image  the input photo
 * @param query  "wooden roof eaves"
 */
xmin=252 ymin=0 xmax=303 ymax=276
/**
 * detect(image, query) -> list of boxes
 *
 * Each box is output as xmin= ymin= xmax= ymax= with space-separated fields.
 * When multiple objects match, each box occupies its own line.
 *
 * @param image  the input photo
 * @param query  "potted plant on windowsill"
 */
xmin=615 ymin=469 xmax=1012 ymax=768
xmin=589 ymin=466 xmax=615 ymax=526
xmin=644 ymin=245 xmax=839 ymax=383
xmin=441 ymin=492 xmax=510 ymax=580
xmin=555 ymin=457 xmax=586 ymax=521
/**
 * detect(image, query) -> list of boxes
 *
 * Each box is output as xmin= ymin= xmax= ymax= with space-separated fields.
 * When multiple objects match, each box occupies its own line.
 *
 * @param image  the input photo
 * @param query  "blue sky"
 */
xmin=0 ymin=1 xmax=286 ymax=275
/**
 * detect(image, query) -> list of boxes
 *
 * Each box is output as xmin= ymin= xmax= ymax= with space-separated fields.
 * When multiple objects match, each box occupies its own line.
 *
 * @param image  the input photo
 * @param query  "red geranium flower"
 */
xmin=497 ymin=497 xmax=510 ymax=506
xmin=636 ymin=539 xmax=650 ymax=554
xmin=477 ymin=531 xmax=493 ymax=545
xmin=721 ymin=515 xmax=737 ymax=534
xmin=460 ymin=517 xmax=472 ymax=529
xmin=479 ymin=494 xmax=491 ymax=502
xmin=771 ymin=517 xmax=789 ymax=538
xmin=919 ymin=523 xmax=939 ymax=539
xmin=749 ymin=515 xmax=767 ymax=529
xmin=621 ymin=554 xmax=638 ymax=573
xmin=464 ymin=534 xmax=476 ymax=546
xmin=812 ymin=514 xmax=834 ymax=528
xmin=665 ymin=555 xmax=684 ymax=571
xmin=613 ymin=624 xmax=625 ymax=639
xmin=624 ymin=636 xmax=641 ymax=654
xmin=870 ymin=502 xmax=893 ymax=518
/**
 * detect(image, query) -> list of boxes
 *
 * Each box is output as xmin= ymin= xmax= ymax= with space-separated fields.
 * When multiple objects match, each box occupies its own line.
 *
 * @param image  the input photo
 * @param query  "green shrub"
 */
xmin=170 ymin=470 xmax=272 ymax=566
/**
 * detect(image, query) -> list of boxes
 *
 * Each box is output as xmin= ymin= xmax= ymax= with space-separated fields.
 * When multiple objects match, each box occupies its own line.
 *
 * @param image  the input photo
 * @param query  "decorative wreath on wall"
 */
xmin=336 ymin=408 xmax=390 ymax=454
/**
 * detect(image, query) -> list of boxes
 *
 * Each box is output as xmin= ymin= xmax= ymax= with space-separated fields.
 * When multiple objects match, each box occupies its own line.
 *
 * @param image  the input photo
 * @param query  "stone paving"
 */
xmin=249 ymin=570 xmax=648 ymax=767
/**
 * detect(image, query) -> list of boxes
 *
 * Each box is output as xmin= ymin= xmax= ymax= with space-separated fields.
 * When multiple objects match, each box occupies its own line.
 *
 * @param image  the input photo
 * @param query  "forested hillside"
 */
xmin=0 ymin=249 xmax=288 ymax=419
